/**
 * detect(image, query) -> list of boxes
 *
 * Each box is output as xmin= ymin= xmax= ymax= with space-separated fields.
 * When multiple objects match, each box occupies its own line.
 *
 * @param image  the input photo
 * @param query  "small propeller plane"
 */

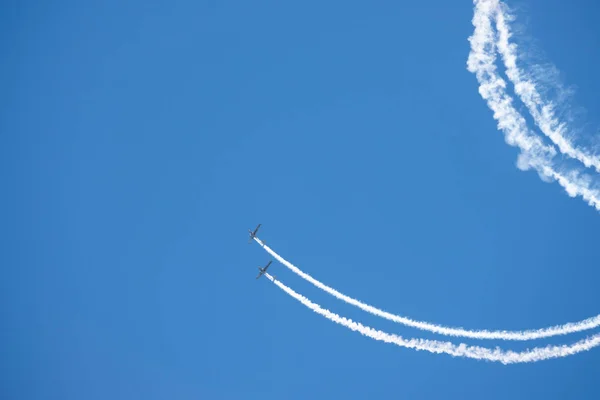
xmin=256 ymin=260 xmax=272 ymax=279
xmin=248 ymin=223 xmax=262 ymax=243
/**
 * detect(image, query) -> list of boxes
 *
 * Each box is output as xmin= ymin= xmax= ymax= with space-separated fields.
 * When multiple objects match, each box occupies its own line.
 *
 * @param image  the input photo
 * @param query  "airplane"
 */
xmin=256 ymin=260 xmax=272 ymax=279
xmin=248 ymin=223 xmax=262 ymax=243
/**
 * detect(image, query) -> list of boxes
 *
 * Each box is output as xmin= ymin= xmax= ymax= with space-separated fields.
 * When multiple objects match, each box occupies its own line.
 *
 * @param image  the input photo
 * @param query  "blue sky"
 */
xmin=2 ymin=0 xmax=600 ymax=398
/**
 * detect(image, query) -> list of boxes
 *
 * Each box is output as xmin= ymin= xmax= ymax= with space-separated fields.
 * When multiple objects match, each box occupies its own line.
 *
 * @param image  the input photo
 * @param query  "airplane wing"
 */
xmin=252 ymin=224 xmax=262 ymax=235
xmin=264 ymin=261 xmax=272 ymax=271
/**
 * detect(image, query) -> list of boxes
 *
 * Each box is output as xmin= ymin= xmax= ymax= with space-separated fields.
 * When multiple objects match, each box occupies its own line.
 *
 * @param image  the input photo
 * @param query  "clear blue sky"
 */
xmin=2 ymin=0 xmax=600 ymax=398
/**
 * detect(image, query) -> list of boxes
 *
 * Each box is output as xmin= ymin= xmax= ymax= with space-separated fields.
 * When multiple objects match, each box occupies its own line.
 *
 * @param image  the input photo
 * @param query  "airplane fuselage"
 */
xmin=256 ymin=260 xmax=272 ymax=279
xmin=256 ymin=267 xmax=266 ymax=279
xmin=248 ymin=224 xmax=261 ymax=243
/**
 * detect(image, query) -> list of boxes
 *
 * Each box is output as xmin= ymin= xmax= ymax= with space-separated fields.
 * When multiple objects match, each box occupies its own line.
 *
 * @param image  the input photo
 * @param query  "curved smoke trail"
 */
xmin=256 ymin=238 xmax=600 ymax=341
xmin=492 ymin=1 xmax=600 ymax=173
xmin=468 ymin=0 xmax=600 ymax=211
xmin=266 ymin=273 xmax=600 ymax=364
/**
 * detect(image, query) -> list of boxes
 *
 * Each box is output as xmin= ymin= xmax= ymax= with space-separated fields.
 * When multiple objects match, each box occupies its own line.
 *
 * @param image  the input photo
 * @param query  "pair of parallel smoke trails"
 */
xmin=254 ymin=0 xmax=600 ymax=364
xmin=255 ymin=237 xmax=600 ymax=364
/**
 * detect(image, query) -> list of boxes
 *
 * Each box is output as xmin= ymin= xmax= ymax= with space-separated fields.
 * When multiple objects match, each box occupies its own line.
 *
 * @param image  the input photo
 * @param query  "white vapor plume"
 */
xmin=493 ymin=1 xmax=600 ymax=173
xmin=265 ymin=273 xmax=600 ymax=364
xmin=255 ymin=237 xmax=600 ymax=340
xmin=467 ymin=0 xmax=600 ymax=210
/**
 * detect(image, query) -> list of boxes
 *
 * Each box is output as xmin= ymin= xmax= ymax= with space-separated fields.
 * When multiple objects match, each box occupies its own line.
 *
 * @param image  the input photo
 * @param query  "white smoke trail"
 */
xmin=492 ymin=1 xmax=600 ymax=173
xmin=467 ymin=0 xmax=600 ymax=210
xmin=255 ymin=237 xmax=600 ymax=340
xmin=265 ymin=273 xmax=600 ymax=364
